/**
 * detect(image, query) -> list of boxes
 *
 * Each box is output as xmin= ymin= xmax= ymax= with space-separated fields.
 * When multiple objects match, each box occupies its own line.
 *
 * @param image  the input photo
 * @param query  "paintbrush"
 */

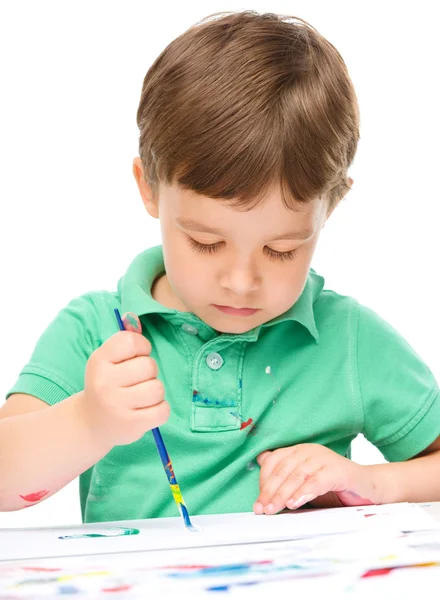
xmin=114 ymin=308 xmax=195 ymax=531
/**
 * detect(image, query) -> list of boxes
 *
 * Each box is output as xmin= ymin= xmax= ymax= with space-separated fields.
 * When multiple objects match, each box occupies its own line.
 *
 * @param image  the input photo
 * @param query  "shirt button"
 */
xmin=206 ymin=352 xmax=224 ymax=370
xmin=181 ymin=323 xmax=199 ymax=335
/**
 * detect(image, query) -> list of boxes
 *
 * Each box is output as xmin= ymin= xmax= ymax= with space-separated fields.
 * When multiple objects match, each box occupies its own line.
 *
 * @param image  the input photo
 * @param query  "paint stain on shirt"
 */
xmin=192 ymin=391 xmax=235 ymax=408
xmin=240 ymin=418 xmax=254 ymax=431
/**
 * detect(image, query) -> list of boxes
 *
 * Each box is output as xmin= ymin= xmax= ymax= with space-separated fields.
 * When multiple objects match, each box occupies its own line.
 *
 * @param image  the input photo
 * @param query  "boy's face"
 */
xmin=133 ymin=158 xmax=332 ymax=334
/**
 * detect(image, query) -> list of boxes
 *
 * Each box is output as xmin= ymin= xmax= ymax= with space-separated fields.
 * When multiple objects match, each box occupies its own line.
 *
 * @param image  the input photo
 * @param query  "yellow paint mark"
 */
xmin=170 ymin=484 xmax=184 ymax=505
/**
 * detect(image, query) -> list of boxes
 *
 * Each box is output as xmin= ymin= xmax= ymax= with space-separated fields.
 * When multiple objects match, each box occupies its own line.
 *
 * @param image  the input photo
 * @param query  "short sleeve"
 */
xmin=357 ymin=305 xmax=440 ymax=461
xmin=6 ymin=293 xmax=103 ymax=406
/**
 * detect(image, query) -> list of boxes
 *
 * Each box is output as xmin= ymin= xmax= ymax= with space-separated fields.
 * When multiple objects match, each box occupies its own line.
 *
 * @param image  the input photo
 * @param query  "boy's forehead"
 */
xmin=161 ymin=181 xmax=326 ymax=237
xmin=163 ymin=180 xmax=318 ymax=213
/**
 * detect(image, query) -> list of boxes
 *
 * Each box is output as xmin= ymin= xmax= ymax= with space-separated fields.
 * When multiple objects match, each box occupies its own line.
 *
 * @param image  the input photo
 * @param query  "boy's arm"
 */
xmin=0 ymin=393 xmax=111 ymax=511
xmin=0 ymin=323 xmax=169 ymax=513
xmin=370 ymin=436 xmax=440 ymax=504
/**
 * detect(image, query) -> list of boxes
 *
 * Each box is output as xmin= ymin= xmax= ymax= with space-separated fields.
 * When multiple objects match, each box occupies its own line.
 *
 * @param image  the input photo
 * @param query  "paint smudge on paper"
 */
xmin=102 ymin=583 xmax=132 ymax=592
xmin=168 ymin=559 xmax=307 ymax=581
xmin=58 ymin=584 xmax=81 ymax=594
xmin=362 ymin=562 xmax=439 ymax=578
xmin=22 ymin=567 xmax=61 ymax=572
xmin=19 ymin=490 xmax=49 ymax=503
xmin=58 ymin=527 xmax=139 ymax=540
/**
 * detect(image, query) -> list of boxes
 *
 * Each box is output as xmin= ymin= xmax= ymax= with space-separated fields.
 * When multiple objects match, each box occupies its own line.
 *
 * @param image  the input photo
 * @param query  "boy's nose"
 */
xmin=219 ymin=264 xmax=261 ymax=296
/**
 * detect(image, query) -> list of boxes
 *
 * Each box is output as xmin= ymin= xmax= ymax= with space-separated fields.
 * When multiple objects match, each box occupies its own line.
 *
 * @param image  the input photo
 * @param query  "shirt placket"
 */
xmin=191 ymin=338 xmax=244 ymax=432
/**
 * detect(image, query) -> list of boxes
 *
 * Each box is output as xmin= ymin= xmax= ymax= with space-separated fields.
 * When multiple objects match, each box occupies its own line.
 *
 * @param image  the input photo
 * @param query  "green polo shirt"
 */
xmin=7 ymin=246 xmax=440 ymax=522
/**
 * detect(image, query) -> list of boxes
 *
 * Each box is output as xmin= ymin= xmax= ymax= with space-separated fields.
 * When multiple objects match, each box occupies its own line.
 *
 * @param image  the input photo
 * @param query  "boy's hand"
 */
xmin=254 ymin=443 xmax=379 ymax=515
xmin=79 ymin=312 xmax=170 ymax=447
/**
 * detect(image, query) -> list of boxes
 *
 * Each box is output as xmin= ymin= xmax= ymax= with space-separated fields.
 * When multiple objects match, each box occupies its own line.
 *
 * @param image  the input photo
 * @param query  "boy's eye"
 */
xmin=188 ymin=237 xmax=297 ymax=262
xmin=264 ymin=247 xmax=298 ymax=262
xmin=188 ymin=238 xmax=223 ymax=254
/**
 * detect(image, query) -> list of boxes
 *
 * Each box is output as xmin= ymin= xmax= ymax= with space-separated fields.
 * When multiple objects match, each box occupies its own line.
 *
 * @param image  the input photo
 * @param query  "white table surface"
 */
xmin=422 ymin=501 xmax=440 ymax=521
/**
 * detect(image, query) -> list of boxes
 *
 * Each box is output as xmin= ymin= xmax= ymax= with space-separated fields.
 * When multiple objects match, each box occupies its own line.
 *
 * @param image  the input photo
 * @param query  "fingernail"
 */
xmin=253 ymin=502 xmax=263 ymax=514
xmin=265 ymin=503 xmax=275 ymax=514
xmin=122 ymin=312 xmax=142 ymax=333
xmin=293 ymin=494 xmax=314 ymax=509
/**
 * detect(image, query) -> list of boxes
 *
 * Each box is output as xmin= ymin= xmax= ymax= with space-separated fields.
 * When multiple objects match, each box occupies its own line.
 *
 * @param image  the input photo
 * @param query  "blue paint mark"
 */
xmin=238 ymin=379 xmax=242 ymax=389
xmin=192 ymin=391 xmax=235 ymax=408
xmin=208 ymin=581 xmax=258 ymax=592
xmin=59 ymin=585 xmax=81 ymax=595
xmin=169 ymin=562 xmax=304 ymax=580
xmin=58 ymin=527 xmax=139 ymax=540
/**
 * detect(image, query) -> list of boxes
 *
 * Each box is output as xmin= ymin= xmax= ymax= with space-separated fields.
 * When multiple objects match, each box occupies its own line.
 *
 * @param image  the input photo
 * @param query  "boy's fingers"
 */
xmin=265 ymin=458 xmax=322 ymax=514
xmin=256 ymin=455 xmax=303 ymax=511
xmin=126 ymin=378 xmax=165 ymax=409
xmin=116 ymin=356 xmax=159 ymax=387
xmin=256 ymin=450 xmax=272 ymax=466
xmin=122 ymin=312 xmax=142 ymax=333
xmin=103 ymin=331 xmax=152 ymax=364
xmin=285 ymin=466 xmax=330 ymax=510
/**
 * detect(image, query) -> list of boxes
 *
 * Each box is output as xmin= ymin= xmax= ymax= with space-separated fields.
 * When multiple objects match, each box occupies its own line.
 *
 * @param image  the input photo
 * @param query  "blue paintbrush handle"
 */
xmin=113 ymin=308 xmax=193 ymax=529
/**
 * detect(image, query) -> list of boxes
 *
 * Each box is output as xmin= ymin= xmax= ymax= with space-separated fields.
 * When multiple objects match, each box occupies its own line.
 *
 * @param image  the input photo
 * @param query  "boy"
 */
xmin=1 ymin=11 xmax=439 ymax=522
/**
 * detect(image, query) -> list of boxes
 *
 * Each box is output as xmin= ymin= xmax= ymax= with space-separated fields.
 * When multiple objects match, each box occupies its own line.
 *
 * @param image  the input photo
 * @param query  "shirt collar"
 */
xmin=119 ymin=246 xmax=324 ymax=342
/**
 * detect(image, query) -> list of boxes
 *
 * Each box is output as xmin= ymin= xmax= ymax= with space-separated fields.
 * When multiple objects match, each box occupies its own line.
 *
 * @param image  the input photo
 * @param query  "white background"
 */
xmin=0 ymin=1 xmax=438 ymax=528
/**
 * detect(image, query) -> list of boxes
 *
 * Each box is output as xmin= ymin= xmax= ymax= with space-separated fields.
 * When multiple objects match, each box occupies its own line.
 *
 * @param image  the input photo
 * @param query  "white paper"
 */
xmin=0 ymin=503 xmax=437 ymax=561
xmin=3 ymin=527 xmax=440 ymax=598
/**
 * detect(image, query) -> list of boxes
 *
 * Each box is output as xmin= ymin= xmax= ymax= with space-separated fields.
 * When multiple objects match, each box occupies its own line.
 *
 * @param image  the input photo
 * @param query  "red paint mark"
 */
xmin=193 ymin=390 xmax=199 ymax=395
xmin=363 ymin=513 xmax=376 ymax=518
xmin=164 ymin=460 xmax=175 ymax=480
xmin=240 ymin=418 xmax=253 ymax=430
xmin=102 ymin=584 xmax=132 ymax=592
xmin=362 ymin=567 xmax=393 ymax=578
xmin=22 ymin=567 xmax=61 ymax=572
xmin=19 ymin=490 xmax=49 ymax=503
xmin=362 ymin=563 xmax=437 ymax=579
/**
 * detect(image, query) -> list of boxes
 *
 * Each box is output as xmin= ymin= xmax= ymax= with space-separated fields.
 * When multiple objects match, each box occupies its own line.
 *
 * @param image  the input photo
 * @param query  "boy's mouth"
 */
xmin=212 ymin=305 xmax=260 ymax=317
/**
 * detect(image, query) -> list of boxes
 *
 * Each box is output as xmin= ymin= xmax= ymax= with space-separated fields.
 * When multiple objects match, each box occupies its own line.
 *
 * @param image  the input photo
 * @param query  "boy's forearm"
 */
xmin=369 ymin=450 xmax=440 ymax=504
xmin=0 ymin=393 xmax=112 ymax=511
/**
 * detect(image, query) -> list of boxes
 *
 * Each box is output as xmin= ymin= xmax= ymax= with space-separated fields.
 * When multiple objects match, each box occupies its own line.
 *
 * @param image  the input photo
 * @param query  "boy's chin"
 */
xmin=205 ymin=316 xmax=261 ymax=335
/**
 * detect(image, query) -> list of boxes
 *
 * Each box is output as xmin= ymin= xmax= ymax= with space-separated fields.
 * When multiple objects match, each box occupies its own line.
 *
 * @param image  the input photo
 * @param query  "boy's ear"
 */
xmin=132 ymin=157 xmax=159 ymax=218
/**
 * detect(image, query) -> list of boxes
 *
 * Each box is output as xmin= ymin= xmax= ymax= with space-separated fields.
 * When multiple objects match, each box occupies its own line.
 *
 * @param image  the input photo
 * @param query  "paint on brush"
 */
xmin=58 ymin=527 xmax=140 ymax=540
xmin=164 ymin=460 xmax=175 ymax=481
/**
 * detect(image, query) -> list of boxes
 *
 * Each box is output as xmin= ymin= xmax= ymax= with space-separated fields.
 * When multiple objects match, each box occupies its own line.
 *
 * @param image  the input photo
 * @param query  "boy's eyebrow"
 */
xmin=176 ymin=218 xmax=314 ymax=240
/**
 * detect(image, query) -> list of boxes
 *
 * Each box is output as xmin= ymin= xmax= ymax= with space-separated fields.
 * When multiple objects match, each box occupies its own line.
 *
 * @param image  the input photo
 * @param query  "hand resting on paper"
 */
xmin=254 ymin=443 xmax=379 ymax=515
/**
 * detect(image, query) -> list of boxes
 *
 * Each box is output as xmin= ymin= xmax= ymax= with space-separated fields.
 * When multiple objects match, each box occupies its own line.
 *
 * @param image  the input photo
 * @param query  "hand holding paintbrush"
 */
xmin=114 ymin=309 xmax=195 ymax=530
xmin=81 ymin=312 xmax=169 ymax=446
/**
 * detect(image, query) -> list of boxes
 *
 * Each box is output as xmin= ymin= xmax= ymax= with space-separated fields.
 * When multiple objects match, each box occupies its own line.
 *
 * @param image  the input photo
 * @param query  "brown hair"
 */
xmin=136 ymin=10 xmax=359 ymax=210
